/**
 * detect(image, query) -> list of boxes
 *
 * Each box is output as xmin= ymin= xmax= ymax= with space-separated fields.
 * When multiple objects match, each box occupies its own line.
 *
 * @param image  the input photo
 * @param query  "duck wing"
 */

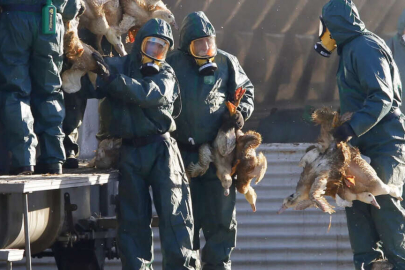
xmin=294 ymin=200 xmax=315 ymax=210
xmin=216 ymin=129 xmax=236 ymax=157
xmin=253 ymin=152 xmax=267 ymax=184
xmin=310 ymin=173 xmax=335 ymax=214
xmin=299 ymin=146 xmax=320 ymax=167
xmin=187 ymin=143 xmax=213 ymax=178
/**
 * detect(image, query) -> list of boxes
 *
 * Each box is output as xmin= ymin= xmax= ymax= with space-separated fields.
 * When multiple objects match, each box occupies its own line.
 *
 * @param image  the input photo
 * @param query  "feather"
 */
xmin=310 ymin=174 xmax=335 ymax=214
xmin=216 ymin=129 xmax=236 ymax=157
xmin=253 ymin=152 xmax=267 ymax=184
xmin=186 ymin=144 xmax=213 ymax=178
xmin=299 ymin=146 xmax=320 ymax=167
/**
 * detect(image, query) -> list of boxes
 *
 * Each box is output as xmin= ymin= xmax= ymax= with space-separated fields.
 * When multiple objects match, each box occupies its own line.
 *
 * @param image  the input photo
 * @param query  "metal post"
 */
xmin=7 ymin=261 xmax=12 ymax=270
xmin=23 ymin=193 xmax=32 ymax=270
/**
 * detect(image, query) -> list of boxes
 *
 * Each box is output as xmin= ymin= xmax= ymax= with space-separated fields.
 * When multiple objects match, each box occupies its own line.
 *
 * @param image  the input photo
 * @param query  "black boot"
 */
xmin=35 ymin=163 xmax=63 ymax=175
xmin=10 ymin=166 xmax=34 ymax=175
xmin=63 ymin=157 xmax=79 ymax=169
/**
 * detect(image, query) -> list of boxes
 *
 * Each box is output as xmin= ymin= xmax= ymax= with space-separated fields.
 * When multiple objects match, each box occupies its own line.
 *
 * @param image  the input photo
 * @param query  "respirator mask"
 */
xmin=140 ymin=36 xmax=170 ymax=76
xmin=314 ymin=16 xmax=337 ymax=58
xmin=190 ymin=36 xmax=218 ymax=76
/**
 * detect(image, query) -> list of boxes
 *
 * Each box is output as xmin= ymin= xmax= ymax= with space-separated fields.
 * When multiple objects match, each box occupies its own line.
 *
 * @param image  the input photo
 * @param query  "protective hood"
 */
xmin=322 ymin=0 xmax=367 ymax=48
xmin=178 ymin=11 xmax=216 ymax=53
xmin=397 ymin=9 xmax=405 ymax=35
xmin=131 ymin=18 xmax=174 ymax=60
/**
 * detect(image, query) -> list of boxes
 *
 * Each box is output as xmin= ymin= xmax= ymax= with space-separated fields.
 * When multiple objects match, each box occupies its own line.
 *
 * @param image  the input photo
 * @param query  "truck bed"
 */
xmin=0 ymin=167 xmax=119 ymax=194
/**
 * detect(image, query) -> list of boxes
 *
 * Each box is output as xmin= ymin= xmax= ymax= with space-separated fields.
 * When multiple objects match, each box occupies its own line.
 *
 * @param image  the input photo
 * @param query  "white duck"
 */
xmin=119 ymin=0 xmax=178 ymax=43
xmin=80 ymin=0 xmax=127 ymax=56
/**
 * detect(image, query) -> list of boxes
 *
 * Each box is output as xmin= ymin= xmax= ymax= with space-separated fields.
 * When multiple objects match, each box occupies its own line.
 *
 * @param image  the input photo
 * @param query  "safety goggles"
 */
xmin=190 ymin=36 xmax=217 ymax=59
xmin=319 ymin=16 xmax=327 ymax=39
xmin=141 ymin=36 xmax=170 ymax=61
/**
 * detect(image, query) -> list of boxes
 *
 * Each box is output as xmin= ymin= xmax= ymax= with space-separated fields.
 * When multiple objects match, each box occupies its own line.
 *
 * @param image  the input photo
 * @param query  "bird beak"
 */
xmin=277 ymin=205 xmax=288 ymax=214
xmin=251 ymin=204 xmax=256 ymax=212
xmin=371 ymin=198 xmax=381 ymax=209
xmin=171 ymin=21 xmax=179 ymax=30
xmin=115 ymin=43 xmax=127 ymax=57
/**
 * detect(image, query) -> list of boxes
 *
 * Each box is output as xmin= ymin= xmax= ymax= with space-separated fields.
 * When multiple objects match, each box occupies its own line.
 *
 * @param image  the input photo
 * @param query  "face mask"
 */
xmin=195 ymin=58 xmax=218 ymax=76
xmin=140 ymin=36 xmax=169 ymax=76
xmin=190 ymin=36 xmax=218 ymax=75
xmin=314 ymin=17 xmax=337 ymax=58
xmin=140 ymin=55 xmax=161 ymax=76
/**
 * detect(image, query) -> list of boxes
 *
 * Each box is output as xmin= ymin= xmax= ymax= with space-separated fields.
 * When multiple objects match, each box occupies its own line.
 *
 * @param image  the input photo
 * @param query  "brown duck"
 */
xmin=187 ymin=88 xmax=246 ymax=196
xmin=233 ymin=129 xmax=267 ymax=212
xmin=278 ymin=107 xmax=402 ymax=214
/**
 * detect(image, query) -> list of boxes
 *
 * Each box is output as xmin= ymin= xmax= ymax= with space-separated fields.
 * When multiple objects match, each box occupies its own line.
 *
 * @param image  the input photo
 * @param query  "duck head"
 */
xmin=152 ymin=10 xmax=179 ymax=30
xmin=105 ymin=27 xmax=127 ymax=56
xmin=245 ymin=187 xmax=257 ymax=212
xmin=357 ymin=192 xmax=380 ymax=209
xmin=278 ymin=193 xmax=298 ymax=214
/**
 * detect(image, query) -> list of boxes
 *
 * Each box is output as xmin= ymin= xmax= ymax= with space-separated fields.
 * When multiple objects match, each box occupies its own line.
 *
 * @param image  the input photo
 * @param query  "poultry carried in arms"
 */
xmin=278 ymin=107 xmax=402 ymax=214
xmin=187 ymin=87 xmax=246 ymax=196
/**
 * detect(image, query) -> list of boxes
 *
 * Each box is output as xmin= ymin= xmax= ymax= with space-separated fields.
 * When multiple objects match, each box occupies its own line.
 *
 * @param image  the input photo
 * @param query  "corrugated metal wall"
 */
xmin=14 ymin=143 xmax=354 ymax=269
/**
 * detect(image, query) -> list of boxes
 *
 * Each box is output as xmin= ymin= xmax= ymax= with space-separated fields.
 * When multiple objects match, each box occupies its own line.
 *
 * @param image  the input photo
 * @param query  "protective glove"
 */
xmin=92 ymin=52 xmax=112 ymax=83
xmin=232 ymin=110 xmax=244 ymax=130
xmin=333 ymin=122 xmax=356 ymax=142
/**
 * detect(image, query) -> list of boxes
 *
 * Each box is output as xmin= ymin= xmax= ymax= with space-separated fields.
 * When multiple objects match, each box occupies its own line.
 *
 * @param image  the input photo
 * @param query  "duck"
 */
xmin=313 ymin=107 xmax=403 ymax=207
xmin=62 ymin=24 xmax=100 ymax=93
xmin=278 ymin=145 xmax=327 ymax=214
xmin=79 ymin=0 xmax=127 ymax=56
xmin=62 ymin=13 xmax=100 ymax=93
xmin=334 ymin=145 xmax=403 ymax=208
xmin=120 ymin=0 xmax=178 ymax=43
xmin=187 ymin=88 xmax=246 ymax=196
xmin=233 ymin=129 xmax=267 ymax=212
xmin=278 ymin=107 xmax=402 ymax=214
xmin=88 ymin=138 xmax=122 ymax=169
xmin=64 ymin=17 xmax=84 ymax=63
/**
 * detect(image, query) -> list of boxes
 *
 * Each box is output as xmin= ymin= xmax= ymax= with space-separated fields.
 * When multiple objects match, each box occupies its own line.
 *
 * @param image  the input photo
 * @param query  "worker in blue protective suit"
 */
xmin=387 ymin=9 xmax=405 ymax=114
xmin=88 ymin=18 xmax=199 ymax=270
xmin=166 ymin=11 xmax=254 ymax=270
xmin=314 ymin=1 xmax=405 ymax=269
xmin=0 ymin=0 xmax=82 ymax=175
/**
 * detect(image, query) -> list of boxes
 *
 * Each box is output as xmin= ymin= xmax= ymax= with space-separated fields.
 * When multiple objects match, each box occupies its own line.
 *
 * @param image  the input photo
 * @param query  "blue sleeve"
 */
xmin=348 ymin=45 xmax=394 ymax=136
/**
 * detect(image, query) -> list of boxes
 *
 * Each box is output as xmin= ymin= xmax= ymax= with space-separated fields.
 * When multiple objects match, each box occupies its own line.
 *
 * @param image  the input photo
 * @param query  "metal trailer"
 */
xmin=0 ymin=168 xmax=121 ymax=270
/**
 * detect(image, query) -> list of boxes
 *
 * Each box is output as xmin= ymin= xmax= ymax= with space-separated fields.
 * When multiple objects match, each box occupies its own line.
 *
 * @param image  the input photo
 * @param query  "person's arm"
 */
xmin=347 ymin=45 xmax=394 ymax=137
xmin=56 ymin=0 xmax=82 ymax=21
xmin=103 ymin=67 xmax=176 ymax=108
xmin=79 ymin=73 xmax=106 ymax=99
xmin=227 ymin=55 xmax=254 ymax=120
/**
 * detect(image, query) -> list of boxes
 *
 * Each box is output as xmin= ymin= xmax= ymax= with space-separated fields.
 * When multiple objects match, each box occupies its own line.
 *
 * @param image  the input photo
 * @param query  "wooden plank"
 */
xmin=0 ymin=249 xmax=24 ymax=262
xmin=0 ymin=169 xmax=119 ymax=194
